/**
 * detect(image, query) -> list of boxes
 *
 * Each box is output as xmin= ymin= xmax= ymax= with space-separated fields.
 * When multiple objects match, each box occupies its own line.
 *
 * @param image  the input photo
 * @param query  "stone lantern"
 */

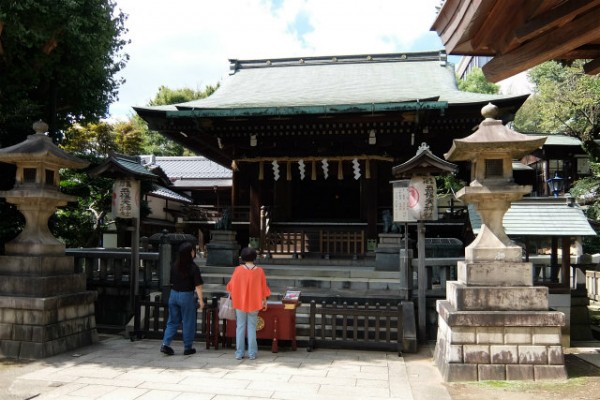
xmin=434 ymin=104 xmax=567 ymax=381
xmin=0 ymin=121 xmax=89 ymax=255
xmin=0 ymin=121 xmax=97 ymax=358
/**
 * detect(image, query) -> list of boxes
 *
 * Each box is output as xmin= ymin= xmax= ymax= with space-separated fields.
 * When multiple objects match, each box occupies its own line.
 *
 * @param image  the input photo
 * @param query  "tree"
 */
xmin=457 ymin=67 xmax=499 ymax=94
xmin=53 ymin=120 xmax=147 ymax=248
xmin=514 ymin=60 xmax=600 ymax=160
xmin=141 ymin=84 xmax=219 ymax=155
xmin=0 ymin=0 xmax=129 ymax=146
xmin=513 ymin=61 xmax=600 ymax=252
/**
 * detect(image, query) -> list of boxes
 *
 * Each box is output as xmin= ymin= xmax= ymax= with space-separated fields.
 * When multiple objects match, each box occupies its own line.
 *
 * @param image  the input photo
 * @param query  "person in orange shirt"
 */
xmin=226 ymin=247 xmax=271 ymax=360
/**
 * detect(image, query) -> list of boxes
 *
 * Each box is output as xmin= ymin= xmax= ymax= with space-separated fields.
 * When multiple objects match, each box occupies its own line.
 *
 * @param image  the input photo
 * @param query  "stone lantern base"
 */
xmin=0 ymin=255 xmax=98 ymax=359
xmin=434 ymin=260 xmax=567 ymax=381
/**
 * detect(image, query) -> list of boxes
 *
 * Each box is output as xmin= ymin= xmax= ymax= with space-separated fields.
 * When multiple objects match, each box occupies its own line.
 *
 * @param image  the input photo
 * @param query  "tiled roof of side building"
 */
xmin=141 ymin=156 xmax=232 ymax=180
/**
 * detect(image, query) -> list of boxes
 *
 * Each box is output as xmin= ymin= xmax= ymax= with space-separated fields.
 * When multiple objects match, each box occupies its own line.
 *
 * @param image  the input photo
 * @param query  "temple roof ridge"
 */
xmin=228 ymin=50 xmax=448 ymax=73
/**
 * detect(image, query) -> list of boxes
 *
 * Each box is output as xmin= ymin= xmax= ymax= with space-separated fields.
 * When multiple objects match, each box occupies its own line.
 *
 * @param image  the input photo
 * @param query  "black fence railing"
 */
xmin=307 ymin=300 xmax=414 ymax=355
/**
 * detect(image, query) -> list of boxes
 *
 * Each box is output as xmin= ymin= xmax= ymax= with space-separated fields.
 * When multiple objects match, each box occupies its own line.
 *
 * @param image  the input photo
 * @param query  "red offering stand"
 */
xmin=223 ymin=300 xmax=298 ymax=352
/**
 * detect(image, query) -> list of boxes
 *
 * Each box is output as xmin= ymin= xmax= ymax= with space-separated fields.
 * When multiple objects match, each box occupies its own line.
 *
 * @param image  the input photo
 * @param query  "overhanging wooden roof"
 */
xmin=431 ymin=0 xmax=600 ymax=82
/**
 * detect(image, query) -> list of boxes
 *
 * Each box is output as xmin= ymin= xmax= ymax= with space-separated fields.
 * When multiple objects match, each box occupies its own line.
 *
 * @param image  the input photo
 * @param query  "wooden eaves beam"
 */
xmin=482 ymin=9 xmax=600 ymax=82
xmin=515 ymin=0 xmax=600 ymax=43
xmin=583 ymin=57 xmax=600 ymax=75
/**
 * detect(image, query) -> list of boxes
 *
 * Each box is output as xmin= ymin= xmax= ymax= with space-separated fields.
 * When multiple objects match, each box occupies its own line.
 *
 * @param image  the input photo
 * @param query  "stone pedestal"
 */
xmin=206 ymin=230 xmax=240 ymax=266
xmin=0 ymin=255 xmax=98 ymax=359
xmin=375 ymin=234 xmax=413 ymax=271
xmin=434 ymin=260 xmax=567 ymax=381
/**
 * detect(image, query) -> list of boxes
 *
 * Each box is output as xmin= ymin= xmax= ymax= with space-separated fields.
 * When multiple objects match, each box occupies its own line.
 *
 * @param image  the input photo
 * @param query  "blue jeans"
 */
xmin=235 ymin=309 xmax=259 ymax=358
xmin=162 ymin=290 xmax=197 ymax=350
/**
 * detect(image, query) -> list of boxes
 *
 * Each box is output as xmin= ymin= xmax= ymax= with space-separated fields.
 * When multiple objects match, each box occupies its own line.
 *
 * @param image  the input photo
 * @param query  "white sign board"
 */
xmin=392 ymin=176 xmax=438 ymax=222
xmin=112 ymin=179 xmax=140 ymax=219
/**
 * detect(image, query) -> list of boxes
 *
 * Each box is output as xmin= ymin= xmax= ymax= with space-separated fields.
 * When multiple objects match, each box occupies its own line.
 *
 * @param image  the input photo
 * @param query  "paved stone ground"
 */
xmin=0 ymin=334 xmax=450 ymax=400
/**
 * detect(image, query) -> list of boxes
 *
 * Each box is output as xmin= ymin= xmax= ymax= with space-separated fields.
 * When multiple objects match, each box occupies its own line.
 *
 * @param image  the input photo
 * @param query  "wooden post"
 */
xmin=417 ymin=220 xmax=426 ymax=341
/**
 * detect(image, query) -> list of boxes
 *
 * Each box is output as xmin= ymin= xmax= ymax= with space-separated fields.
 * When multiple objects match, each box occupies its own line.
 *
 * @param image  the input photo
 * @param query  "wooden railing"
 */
xmin=67 ymin=248 xmax=160 ymax=289
xmin=587 ymin=271 xmax=600 ymax=301
xmin=129 ymin=295 xmax=213 ymax=345
xmin=320 ymin=230 xmax=364 ymax=258
xmin=264 ymin=230 xmax=307 ymax=257
xmin=306 ymin=300 xmax=414 ymax=354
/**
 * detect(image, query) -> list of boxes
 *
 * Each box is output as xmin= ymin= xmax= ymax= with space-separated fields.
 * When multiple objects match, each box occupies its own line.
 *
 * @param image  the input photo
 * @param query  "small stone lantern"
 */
xmin=0 ymin=121 xmax=89 ymax=255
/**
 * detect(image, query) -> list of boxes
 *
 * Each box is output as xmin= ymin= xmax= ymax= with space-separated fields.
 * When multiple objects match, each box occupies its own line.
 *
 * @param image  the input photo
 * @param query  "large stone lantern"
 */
xmin=434 ymin=104 xmax=567 ymax=381
xmin=0 ymin=121 xmax=98 ymax=359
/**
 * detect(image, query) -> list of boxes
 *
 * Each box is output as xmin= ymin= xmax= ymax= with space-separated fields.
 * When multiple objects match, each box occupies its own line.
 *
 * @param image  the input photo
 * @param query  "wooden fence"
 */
xmin=306 ymin=300 xmax=412 ymax=355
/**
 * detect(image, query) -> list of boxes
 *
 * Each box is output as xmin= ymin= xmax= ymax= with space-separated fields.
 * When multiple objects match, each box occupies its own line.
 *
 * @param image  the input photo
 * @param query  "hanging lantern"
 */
xmin=286 ymin=161 xmax=292 ymax=181
xmin=311 ymin=161 xmax=317 ymax=180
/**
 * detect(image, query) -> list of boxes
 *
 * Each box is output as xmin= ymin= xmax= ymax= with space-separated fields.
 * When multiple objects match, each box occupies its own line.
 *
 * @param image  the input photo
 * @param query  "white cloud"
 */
xmin=110 ymin=0 xmax=443 ymax=117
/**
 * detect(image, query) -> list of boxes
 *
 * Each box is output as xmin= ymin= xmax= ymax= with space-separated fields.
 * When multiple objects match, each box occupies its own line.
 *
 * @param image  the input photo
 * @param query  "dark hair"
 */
xmin=240 ymin=247 xmax=257 ymax=262
xmin=175 ymin=242 xmax=194 ymax=276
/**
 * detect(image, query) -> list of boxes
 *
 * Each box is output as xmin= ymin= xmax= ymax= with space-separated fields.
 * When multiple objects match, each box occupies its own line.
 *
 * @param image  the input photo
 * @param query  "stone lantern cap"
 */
xmin=0 ymin=120 xmax=89 ymax=169
xmin=444 ymin=103 xmax=546 ymax=162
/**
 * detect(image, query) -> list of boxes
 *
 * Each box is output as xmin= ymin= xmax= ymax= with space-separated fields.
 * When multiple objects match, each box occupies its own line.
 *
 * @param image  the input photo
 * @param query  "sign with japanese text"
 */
xmin=392 ymin=176 xmax=437 ymax=222
xmin=112 ymin=179 xmax=140 ymax=219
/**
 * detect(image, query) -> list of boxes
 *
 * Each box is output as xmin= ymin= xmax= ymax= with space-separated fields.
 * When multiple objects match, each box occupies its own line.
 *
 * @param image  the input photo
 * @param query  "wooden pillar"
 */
xmin=231 ymin=168 xmax=238 ymax=210
xmin=417 ymin=220 xmax=426 ymax=341
xmin=364 ymin=162 xmax=378 ymax=240
xmin=248 ymin=167 xmax=261 ymax=239
xmin=561 ymin=236 xmax=570 ymax=288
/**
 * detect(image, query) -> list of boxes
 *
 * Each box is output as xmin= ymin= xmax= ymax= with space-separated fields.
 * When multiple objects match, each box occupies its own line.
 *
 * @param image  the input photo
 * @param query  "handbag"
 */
xmin=218 ymin=294 xmax=236 ymax=320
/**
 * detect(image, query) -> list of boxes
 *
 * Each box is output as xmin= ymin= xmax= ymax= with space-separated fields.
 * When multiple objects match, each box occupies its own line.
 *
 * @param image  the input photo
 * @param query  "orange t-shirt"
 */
xmin=226 ymin=265 xmax=271 ymax=312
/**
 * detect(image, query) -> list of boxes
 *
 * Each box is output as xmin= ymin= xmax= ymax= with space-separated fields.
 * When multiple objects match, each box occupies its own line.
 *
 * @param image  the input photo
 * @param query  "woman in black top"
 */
xmin=160 ymin=242 xmax=204 ymax=355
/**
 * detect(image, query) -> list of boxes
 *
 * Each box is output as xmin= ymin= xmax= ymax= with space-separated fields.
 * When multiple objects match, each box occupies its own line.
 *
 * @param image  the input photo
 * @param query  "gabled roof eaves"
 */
xmin=136 ymin=51 xmax=526 ymax=117
xmin=148 ymin=156 xmax=232 ymax=179
xmin=150 ymin=184 xmax=193 ymax=204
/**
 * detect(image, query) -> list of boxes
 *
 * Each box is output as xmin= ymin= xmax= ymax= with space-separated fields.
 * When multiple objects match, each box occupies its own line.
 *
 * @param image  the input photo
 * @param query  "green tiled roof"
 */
xmin=135 ymin=51 xmax=527 ymax=117
xmin=468 ymin=198 xmax=596 ymax=237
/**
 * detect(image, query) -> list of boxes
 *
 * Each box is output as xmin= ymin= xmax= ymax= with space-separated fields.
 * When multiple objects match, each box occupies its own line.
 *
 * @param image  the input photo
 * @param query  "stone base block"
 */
xmin=446 ymin=281 xmax=549 ymax=311
xmin=0 ymin=255 xmax=75 ymax=275
xmin=0 ymin=291 xmax=98 ymax=359
xmin=206 ymin=243 xmax=240 ymax=266
xmin=375 ymin=247 xmax=412 ymax=272
xmin=0 ymin=329 xmax=98 ymax=359
xmin=465 ymin=244 xmax=522 ymax=263
xmin=457 ymin=261 xmax=532 ymax=286
xmin=434 ymin=300 xmax=567 ymax=382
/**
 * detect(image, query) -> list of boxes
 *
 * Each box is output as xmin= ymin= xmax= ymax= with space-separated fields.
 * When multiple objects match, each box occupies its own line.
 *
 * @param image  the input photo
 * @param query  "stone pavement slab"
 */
xmin=2 ymin=335 xmax=451 ymax=400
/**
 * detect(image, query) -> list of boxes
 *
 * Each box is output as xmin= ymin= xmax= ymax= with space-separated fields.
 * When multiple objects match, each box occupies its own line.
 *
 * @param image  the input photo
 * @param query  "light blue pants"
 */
xmin=162 ymin=290 xmax=197 ymax=350
xmin=235 ymin=309 xmax=259 ymax=358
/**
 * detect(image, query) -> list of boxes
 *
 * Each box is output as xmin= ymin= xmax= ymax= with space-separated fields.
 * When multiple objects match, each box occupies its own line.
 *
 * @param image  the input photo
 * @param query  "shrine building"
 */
xmin=134 ymin=50 xmax=528 ymax=258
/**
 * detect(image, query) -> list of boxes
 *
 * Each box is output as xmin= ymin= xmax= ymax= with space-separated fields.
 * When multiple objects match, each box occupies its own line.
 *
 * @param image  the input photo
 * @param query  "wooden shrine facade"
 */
xmin=135 ymin=51 xmax=528 ymax=256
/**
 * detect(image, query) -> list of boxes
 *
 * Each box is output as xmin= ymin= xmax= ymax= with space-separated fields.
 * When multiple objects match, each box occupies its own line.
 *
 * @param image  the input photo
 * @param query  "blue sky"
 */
xmin=109 ymin=0 xmax=447 ymax=118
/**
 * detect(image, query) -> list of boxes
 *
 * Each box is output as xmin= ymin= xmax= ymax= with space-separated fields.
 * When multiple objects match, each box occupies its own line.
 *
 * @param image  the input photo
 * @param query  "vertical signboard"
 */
xmin=392 ymin=176 xmax=437 ymax=222
xmin=112 ymin=179 xmax=140 ymax=219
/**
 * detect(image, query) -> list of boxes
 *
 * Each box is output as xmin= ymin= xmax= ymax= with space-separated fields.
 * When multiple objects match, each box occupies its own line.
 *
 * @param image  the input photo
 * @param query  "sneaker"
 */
xmin=248 ymin=354 xmax=256 ymax=360
xmin=160 ymin=345 xmax=174 ymax=356
xmin=235 ymin=354 xmax=243 ymax=360
xmin=183 ymin=348 xmax=196 ymax=355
